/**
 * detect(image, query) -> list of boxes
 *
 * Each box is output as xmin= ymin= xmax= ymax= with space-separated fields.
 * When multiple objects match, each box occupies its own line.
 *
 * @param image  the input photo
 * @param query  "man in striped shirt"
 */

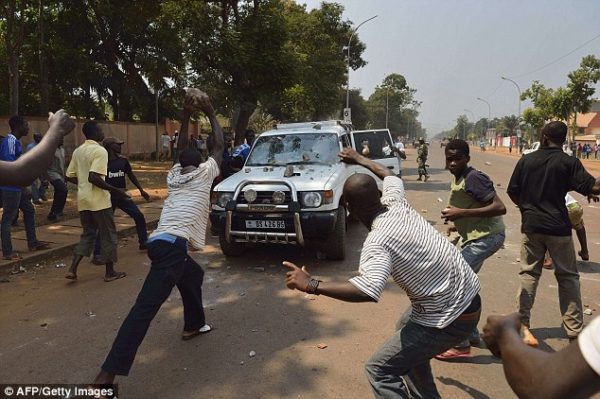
xmin=93 ymin=89 xmax=224 ymax=385
xmin=284 ymin=147 xmax=481 ymax=398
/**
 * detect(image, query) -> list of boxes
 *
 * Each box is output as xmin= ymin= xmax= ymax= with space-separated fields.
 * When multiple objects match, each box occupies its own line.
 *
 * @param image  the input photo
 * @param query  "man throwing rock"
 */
xmin=284 ymin=147 xmax=481 ymax=398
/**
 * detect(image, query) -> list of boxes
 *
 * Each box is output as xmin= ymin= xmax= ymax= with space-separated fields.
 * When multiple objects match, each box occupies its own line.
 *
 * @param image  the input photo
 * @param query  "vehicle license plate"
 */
xmin=245 ymin=220 xmax=285 ymax=229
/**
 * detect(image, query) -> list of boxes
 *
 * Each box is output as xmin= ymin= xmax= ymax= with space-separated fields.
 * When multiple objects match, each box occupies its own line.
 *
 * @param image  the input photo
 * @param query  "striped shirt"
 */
xmin=150 ymin=157 xmax=220 ymax=250
xmin=349 ymin=176 xmax=480 ymax=328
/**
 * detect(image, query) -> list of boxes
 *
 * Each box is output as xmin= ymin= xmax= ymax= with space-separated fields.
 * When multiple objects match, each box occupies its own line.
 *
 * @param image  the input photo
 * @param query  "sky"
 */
xmin=301 ymin=0 xmax=600 ymax=134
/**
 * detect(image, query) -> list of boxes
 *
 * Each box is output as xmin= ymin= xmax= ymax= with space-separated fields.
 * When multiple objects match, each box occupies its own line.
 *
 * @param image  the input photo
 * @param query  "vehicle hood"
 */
xmin=214 ymin=164 xmax=345 ymax=192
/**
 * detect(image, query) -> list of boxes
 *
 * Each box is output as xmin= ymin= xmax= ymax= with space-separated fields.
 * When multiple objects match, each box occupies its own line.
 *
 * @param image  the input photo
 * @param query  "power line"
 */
xmin=508 ymin=32 xmax=600 ymax=79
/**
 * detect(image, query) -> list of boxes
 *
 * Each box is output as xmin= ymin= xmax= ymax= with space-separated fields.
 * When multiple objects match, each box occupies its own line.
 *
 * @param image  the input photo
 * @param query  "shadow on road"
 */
xmin=579 ymin=261 xmax=600 ymax=274
xmin=437 ymin=376 xmax=491 ymax=399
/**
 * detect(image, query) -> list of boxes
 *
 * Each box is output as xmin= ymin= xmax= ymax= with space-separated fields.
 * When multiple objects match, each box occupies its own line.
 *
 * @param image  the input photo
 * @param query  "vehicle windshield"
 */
xmin=246 ymin=133 xmax=340 ymax=166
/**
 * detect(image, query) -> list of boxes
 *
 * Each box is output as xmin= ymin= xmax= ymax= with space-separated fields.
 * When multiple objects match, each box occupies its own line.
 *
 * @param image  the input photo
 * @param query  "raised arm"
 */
xmin=338 ymin=147 xmax=394 ymax=180
xmin=0 ymin=110 xmax=74 ymax=186
xmin=181 ymin=88 xmax=224 ymax=167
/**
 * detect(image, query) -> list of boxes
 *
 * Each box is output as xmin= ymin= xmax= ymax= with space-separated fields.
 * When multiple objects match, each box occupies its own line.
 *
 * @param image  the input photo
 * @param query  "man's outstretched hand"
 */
xmin=283 ymin=261 xmax=311 ymax=292
xmin=588 ymin=194 xmax=599 ymax=204
xmin=482 ymin=313 xmax=522 ymax=358
xmin=338 ymin=147 xmax=364 ymax=165
xmin=184 ymin=88 xmax=214 ymax=116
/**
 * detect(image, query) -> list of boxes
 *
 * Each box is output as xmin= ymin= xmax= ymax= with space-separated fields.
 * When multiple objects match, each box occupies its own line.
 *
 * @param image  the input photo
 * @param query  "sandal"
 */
xmin=435 ymin=348 xmax=471 ymax=360
xmin=104 ymin=272 xmax=127 ymax=282
xmin=65 ymin=272 xmax=77 ymax=280
xmin=182 ymin=324 xmax=213 ymax=341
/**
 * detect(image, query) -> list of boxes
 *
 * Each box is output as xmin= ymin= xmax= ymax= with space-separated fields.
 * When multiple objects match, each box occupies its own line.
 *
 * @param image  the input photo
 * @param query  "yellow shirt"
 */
xmin=66 ymin=140 xmax=111 ymax=211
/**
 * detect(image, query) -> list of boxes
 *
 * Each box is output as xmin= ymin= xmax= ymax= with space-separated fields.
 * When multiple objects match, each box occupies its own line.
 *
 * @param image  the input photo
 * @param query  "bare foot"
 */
xmin=522 ymin=326 xmax=539 ymax=348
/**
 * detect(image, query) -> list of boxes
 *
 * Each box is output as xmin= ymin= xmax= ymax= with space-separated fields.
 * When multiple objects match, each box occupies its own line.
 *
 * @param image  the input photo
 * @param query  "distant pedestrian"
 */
xmin=46 ymin=137 xmax=67 ymax=222
xmin=26 ymin=133 xmax=48 ymax=204
xmin=595 ymin=143 xmax=599 ymax=159
xmin=577 ymin=143 xmax=583 ymax=158
xmin=64 ymin=121 xmax=128 ymax=282
xmin=416 ymin=137 xmax=430 ymax=181
xmin=159 ymin=131 xmax=170 ymax=161
xmin=436 ymin=139 xmax=506 ymax=360
xmin=509 ymin=140 xmax=513 ymax=153
xmin=171 ymin=131 xmax=179 ymax=163
xmin=91 ymin=137 xmax=150 ymax=264
xmin=93 ymin=88 xmax=224 ymax=387
xmin=507 ymin=121 xmax=600 ymax=347
xmin=1 ymin=116 xmax=50 ymax=262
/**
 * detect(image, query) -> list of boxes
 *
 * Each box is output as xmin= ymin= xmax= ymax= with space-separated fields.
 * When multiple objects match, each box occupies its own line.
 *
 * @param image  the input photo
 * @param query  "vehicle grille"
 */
xmin=237 ymin=191 xmax=292 ymax=205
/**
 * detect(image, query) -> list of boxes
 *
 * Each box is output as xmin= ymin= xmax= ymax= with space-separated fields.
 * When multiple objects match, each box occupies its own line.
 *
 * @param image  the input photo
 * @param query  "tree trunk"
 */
xmin=233 ymin=100 xmax=257 ymax=145
xmin=8 ymin=55 xmax=19 ymax=115
xmin=38 ymin=0 xmax=49 ymax=115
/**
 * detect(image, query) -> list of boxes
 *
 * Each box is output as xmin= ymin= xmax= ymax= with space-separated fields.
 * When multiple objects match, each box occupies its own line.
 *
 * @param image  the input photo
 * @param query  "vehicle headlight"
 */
xmin=243 ymin=189 xmax=257 ymax=203
xmin=300 ymin=190 xmax=333 ymax=208
xmin=272 ymin=190 xmax=286 ymax=204
xmin=216 ymin=192 xmax=233 ymax=208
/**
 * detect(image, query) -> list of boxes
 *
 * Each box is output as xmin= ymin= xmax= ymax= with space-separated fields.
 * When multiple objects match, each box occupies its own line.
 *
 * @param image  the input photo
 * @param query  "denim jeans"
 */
xmin=461 ymin=232 xmax=505 ymax=274
xmin=93 ymin=197 xmax=147 ymax=256
xmin=1 ymin=189 xmax=39 ymax=255
xmin=366 ymin=296 xmax=481 ymax=399
xmin=48 ymin=179 xmax=68 ymax=218
xmin=31 ymin=178 xmax=47 ymax=202
xmin=102 ymin=239 xmax=206 ymax=376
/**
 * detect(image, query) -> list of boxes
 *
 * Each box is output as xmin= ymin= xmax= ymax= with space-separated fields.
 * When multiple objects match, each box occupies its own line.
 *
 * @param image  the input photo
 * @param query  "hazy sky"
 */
xmin=302 ymin=0 xmax=600 ymax=134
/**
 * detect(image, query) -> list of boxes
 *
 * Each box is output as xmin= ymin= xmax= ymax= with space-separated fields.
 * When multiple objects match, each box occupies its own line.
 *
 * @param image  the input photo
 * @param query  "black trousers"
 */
xmin=102 ymin=238 xmax=206 ymax=376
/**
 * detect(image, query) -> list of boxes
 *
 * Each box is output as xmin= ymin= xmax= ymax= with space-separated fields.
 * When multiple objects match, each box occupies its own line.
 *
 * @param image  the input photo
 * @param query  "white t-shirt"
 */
xmin=150 ymin=157 xmax=220 ymax=250
xmin=348 ymin=176 xmax=480 ymax=328
xmin=579 ymin=316 xmax=600 ymax=376
xmin=161 ymin=135 xmax=170 ymax=148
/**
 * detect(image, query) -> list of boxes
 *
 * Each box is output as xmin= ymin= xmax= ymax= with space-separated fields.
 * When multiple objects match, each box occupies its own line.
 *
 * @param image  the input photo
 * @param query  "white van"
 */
xmin=209 ymin=121 xmax=397 ymax=260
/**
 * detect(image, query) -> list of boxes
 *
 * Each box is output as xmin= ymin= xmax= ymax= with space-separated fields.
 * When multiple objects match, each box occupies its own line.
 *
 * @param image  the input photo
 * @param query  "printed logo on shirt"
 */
xmin=108 ymin=170 xmax=125 ymax=178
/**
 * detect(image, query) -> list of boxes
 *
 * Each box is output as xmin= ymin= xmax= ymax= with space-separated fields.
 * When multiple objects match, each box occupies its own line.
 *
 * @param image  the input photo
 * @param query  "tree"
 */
xmin=522 ymin=108 xmax=545 ymax=141
xmin=567 ymin=55 xmax=600 ymax=141
xmin=454 ymin=115 xmax=470 ymax=140
xmin=1 ymin=0 xmax=28 ymax=115
xmin=366 ymin=73 xmax=418 ymax=135
xmin=502 ymin=115 xmax=520 ymax=135
xmin=346 ymin=88 xmax=368 ymax=129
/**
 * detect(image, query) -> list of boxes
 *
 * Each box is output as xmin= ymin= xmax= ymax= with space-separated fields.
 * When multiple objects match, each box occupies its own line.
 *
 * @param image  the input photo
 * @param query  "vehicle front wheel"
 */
xmin=219 ymin=232 xmax=245 ymax=257
xmin=322 ymin=206 xmax=346 ymax=260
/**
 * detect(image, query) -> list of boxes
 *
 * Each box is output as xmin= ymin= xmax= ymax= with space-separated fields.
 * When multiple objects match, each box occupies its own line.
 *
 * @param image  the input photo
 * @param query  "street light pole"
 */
xmin=464 ymin=108 xmax=475 ymax=140
xmin=346 ymin=15 xmax=378 ymax=110
xmin=155 ymin=88 xmax=160 ymax=160
xmin=501 ymin=76 xmax=522 ymax=151
xmin=477 ymin=97 xmax=491 ymax=144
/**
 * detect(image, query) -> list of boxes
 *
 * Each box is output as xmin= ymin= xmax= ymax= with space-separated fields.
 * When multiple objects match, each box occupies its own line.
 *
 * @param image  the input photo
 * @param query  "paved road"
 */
xmin=1 ymin=145 xmax=600 ymax=398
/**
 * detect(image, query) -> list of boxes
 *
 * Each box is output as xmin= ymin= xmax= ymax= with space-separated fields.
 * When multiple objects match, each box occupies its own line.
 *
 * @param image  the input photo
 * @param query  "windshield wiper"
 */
xmin=246 ymin=163 xmax=283 ymax=167
xmin=286 ymin=160 xmax=332 ymax=165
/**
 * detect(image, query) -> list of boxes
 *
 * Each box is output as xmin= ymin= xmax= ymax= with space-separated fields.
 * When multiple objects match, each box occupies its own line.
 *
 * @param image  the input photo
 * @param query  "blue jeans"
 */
xmin=31 ymin=178 xmax=47 ymax=201
xmin=461 ymin=232 xmax=505 ymax=274
xmin=366 ymin=295 xmax=481 ymax=398
xmin=102 ymin=239 xmax=206 ymax=375
xmin=1 ymin=189 xmax=39 ymax=255
xmin=48 ymin=179 xmax=68 ymax=218
xmin=93 ymin=197 xmax=147 ymax=256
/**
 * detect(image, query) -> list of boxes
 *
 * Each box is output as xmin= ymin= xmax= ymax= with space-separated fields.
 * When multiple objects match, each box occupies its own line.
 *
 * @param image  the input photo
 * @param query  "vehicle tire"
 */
xmin=322 ymin=206 xmax=346 ymax=260
xmin=219 ymin=232 xmax=245 ymax=257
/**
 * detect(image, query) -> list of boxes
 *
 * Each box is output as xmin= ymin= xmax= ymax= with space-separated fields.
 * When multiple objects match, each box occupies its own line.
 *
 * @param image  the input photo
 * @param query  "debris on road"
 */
xmin=40 ymin=323 xmax=48 ymax=328
xmin=317 ymin=343 xmax=328 ymax=349
xmin=437 ymin=198 xmax=443 ymax=202
xmin=516 ymin=258 xmax=520 ymax=262
xmin=85 ymin=311 xmax=96 ymax=318
xmin=240 ymin=361 xmax=245 ymax=365
xmin=420 ymin=209 xmax=428 ymax=213
xmin=55 ymin=263 xmax=66 ymax=268
xmin=485 ymin=161 xmax=491 ymax=165
xmin=304 ymin=294 xmax=316 ymax=300
xmin=584 ymin=309 xmax=593 ymax=315
xmin=249 ymin=350 xmax=256 ymax=357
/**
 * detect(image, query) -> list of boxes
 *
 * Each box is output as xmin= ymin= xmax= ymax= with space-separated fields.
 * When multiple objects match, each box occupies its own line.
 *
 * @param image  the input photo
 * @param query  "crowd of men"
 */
xmin=1 ymin=92 xmax=600 ymax=398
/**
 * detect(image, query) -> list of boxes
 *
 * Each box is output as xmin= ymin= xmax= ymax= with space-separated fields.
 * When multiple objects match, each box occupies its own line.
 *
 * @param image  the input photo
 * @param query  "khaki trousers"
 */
xmin=518 ymin=233 xmax=582 ymax=338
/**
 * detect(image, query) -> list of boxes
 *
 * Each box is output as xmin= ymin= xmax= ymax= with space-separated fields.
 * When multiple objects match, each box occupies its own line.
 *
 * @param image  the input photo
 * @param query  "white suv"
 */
xmin=209 ymin=121 xmax=397 ymax=260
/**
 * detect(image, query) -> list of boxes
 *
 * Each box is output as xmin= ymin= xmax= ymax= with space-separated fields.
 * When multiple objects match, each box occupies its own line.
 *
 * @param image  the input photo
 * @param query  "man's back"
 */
xmin=349 ymin=177 xmax=479 ymax=328
xmin=508 ymin=147 xmax=595 ymax=235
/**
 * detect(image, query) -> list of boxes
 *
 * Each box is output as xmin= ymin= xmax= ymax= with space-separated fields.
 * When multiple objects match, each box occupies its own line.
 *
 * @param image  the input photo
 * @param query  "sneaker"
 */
xmin=47 ymin=214 xmax=58 ymax=222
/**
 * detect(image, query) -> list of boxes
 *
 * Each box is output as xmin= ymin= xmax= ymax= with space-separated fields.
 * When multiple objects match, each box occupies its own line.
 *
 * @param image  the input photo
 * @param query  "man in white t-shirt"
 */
xmin=160 ymin=131 xmax=170 ymax=161
xmin=93 ymin=89 xmax=224 ymax=386
xmin=284 ymin=147 xmax=481 ymax=398
xmin=483 ymin=313 xmax=600 ymax=398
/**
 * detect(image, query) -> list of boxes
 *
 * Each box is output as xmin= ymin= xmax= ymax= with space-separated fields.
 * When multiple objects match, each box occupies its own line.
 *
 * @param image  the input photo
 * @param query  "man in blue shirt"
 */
xmin=1 ymin=116 xmax=49 ymax=261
